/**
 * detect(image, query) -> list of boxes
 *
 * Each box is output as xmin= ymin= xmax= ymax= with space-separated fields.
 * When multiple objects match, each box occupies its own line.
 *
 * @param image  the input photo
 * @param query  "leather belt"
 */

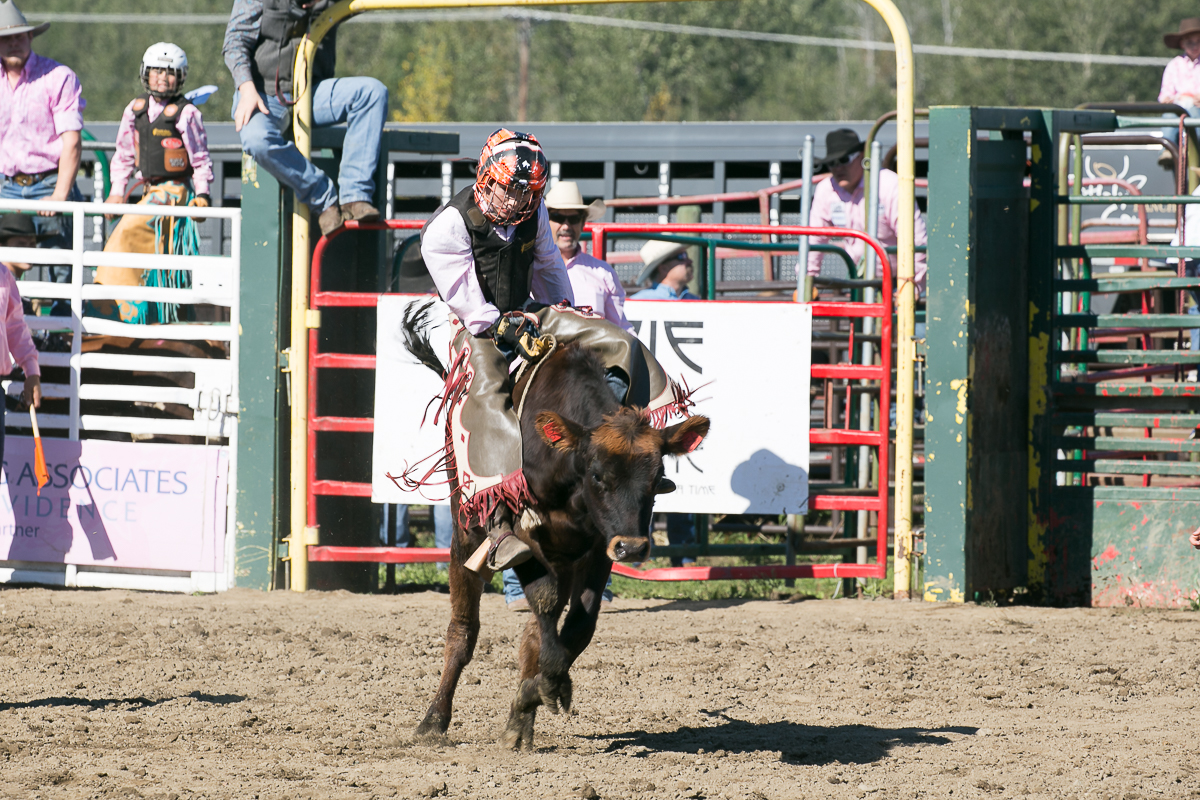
xmin=6 ymin=169 xmax=57 ymax=187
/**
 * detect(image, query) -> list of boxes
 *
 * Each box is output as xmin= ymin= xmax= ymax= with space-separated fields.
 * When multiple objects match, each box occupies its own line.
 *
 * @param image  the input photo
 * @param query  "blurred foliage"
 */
xmin=25 ymin=0 xmax=1200 ymax=124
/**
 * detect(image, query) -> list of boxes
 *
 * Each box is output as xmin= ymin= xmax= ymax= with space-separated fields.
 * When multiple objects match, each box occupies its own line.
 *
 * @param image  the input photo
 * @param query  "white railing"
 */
xmin=0 ymin=198 xmax=239 ymax=441
xmin=0 ymin=198 xmax=240 ymax=592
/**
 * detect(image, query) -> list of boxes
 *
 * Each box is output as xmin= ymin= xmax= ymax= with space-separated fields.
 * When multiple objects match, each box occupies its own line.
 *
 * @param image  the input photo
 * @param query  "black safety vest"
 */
xmin=253 ymin=0 xmax=337 ymax=100
xmin=131 ymin=94 xmax=193 ymax=183
xmin=423 ymin=187 xmax=539 ymax=314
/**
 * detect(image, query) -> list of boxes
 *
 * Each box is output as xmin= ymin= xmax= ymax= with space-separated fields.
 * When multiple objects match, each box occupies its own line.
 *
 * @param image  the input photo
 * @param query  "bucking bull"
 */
xmin=401 ymin=301 xmax=710 ymax=749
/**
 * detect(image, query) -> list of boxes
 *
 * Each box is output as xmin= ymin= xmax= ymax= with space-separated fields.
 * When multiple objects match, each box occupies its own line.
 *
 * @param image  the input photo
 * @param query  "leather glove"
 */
xmin=491 ymin=311 xmax=551 ymax=360
xmin=189 ymin=194 xmax=211 ymax=208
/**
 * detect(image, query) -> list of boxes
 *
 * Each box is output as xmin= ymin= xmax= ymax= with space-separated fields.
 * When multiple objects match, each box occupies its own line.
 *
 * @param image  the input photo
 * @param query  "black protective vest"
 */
xmin=131 ymin=94 xmax=193 ymax=184
xmin=423 ymin=187 xmax=539 ymax=314
xmin=253 ymin=0 xmax=337 ymax=100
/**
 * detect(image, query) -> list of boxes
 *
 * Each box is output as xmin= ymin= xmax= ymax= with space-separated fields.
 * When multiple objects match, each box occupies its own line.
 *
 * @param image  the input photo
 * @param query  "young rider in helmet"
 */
xmin=417 ymin=129 xmax=689 ymax=574
xmin=98 ymin=42 xmax=214 ymax=323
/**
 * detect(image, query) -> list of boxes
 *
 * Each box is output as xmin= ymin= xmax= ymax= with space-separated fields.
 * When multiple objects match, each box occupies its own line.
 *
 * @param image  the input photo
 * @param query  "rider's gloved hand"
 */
xmin=489 ymin=311 xmax=550 ymax=360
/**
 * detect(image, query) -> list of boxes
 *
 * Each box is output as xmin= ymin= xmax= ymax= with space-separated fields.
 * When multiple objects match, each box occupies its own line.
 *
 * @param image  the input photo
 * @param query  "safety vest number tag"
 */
xmin=162 ymin=138 xmax=189 ymax=173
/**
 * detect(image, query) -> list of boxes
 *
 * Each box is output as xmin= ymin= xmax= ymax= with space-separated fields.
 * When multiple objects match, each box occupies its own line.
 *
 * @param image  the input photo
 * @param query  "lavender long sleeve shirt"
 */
xmin=421 ymin=202 xmax=575 ymax=335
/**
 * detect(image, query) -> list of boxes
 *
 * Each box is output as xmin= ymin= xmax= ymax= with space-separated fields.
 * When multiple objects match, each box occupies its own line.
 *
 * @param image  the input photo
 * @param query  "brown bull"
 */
xmin=402 ymin=304 xmax=709 ymax=749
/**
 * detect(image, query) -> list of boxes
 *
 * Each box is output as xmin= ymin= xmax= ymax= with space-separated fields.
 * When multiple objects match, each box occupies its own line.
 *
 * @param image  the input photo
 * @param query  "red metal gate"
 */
xmin=304 ymin=221 xmax=892 ymax=581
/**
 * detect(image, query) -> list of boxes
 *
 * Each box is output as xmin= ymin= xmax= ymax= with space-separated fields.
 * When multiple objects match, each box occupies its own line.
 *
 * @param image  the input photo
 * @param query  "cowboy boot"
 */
xmin=464 ymin=507 xmax=533 ymax=574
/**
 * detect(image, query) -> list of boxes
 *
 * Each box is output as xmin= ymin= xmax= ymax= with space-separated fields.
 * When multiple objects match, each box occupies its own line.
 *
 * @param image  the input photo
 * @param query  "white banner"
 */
xmin=372 ymin=295 xmax=811 ymax=514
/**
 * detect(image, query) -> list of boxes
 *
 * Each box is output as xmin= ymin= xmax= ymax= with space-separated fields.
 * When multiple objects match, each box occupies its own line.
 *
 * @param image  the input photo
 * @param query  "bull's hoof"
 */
xmin=537 ymin=673 xmax=573 ymax=715
xmin=416 ymin=709 xmax=450 ymax=737
xmin=501 ymin=712 xmax=536 ymax=750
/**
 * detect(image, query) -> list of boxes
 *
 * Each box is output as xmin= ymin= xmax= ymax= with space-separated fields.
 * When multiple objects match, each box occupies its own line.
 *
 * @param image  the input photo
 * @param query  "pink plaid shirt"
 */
xmin=0 ymin=266 xmax=40 ymax=378
xmin=0 ymin=52 xmax=84 ymax=177
xmin=804 ymin=169 xmax=927 ymax=290
xmin=565 ymin=249 xmax=633 ymax=332
xmin=1159 ymin=54 xmax=1200 ymax=105
xmin=110 ymin=96 xmax=214 ymax=197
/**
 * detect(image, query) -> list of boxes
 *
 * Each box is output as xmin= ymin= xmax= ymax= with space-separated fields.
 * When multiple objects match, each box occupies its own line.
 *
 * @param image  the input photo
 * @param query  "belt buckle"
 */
xmin=13 ymin=174 xmax=34 ymax=187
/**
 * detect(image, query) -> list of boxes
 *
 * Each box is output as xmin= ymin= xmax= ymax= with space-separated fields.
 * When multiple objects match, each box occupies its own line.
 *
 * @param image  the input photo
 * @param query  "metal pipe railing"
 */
xmin=286 ymin=0 xmax=917 ymax=593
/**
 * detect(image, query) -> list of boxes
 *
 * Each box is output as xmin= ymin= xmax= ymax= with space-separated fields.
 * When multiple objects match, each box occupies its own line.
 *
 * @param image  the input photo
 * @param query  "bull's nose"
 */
xmin=610 ymin=536 xmax=651 ymax=562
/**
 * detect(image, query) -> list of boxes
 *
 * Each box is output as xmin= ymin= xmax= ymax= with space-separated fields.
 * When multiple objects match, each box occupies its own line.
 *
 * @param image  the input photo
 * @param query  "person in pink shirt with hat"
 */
xmin=544 ymin=181 xmax=633 ymax=332
xmin=1158 ymin=18 xmax=1200 ymax=168
xmin=804 ymin=129 xmax=927 ymax=295
xmin=0 ymin=0 xmax=84 ymax=281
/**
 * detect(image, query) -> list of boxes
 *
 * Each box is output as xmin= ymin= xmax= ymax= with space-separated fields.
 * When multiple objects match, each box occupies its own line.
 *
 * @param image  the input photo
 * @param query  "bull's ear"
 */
xmin=662 ymin=415 xmax=710 ymax=455
xmin=535 ymin=411 xmax=586 ymax=451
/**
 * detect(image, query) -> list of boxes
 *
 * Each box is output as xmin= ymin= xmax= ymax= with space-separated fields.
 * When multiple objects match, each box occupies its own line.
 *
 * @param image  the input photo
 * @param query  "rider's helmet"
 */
xmin=473 ymin=129 xmax=549 ymax=226
xmin=140 ymin=42 xmax=188 ymax=100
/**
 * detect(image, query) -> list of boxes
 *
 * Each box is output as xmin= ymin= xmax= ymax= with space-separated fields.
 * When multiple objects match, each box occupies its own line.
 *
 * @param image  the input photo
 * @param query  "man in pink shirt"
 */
xmin=1158 ymin=18 xmax=1200 ymax=168
xmin=0 ymin=2 xmax=83 ymax=280
xmin=544 ymin=181 xmax=633 ymax=332
xmin=804 ymin=129 xmax=927 ymax=294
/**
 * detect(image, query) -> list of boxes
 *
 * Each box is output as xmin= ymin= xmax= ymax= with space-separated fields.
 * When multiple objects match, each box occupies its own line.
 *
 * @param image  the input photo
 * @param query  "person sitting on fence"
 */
xmin=0 ymin=213 xmax=42 ymax=429
xmin=1158 ymin=18 xmax=1200 ymax=169
xmin=803 ymin=128 xmax=927 ymax=295
xmin=98 ymin=43 xmax=215 ymax=325
xmin=0 ymin=0 xmax=83 ymax=282
xmin=414 ymin=129 xmax=688 ymax=574
xmin=223 ymin=0 xmax=386 ymax=236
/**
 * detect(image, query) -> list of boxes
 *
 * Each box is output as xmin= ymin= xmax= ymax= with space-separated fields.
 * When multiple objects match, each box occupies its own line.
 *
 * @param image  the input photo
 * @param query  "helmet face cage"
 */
xmin=140 ymin=43 xmax=188 ymax=100
xmin=473 ymin=129 xmax=548 ymax=225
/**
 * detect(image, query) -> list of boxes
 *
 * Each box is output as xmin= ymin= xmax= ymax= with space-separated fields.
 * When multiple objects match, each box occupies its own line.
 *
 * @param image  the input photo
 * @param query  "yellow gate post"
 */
xmin=284 ymin=0 xmax=916 ymax=592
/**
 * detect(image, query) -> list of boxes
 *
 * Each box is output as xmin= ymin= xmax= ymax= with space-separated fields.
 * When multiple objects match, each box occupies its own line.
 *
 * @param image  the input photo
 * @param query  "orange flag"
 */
xmin=29 ymin=407 xmax=49 ymax=496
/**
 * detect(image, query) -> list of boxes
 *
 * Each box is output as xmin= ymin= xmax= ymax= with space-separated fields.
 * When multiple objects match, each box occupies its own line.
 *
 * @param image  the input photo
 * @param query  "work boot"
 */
xmin=317 ymin=203 xmax=343 ymax=236
xmin=1159 ymin=148 xmax=1176 ymax=171
xmin=341 ymin=201 xmax=381 ymax=224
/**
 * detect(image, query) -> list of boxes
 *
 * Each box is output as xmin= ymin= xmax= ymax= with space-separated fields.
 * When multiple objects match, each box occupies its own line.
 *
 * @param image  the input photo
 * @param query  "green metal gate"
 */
xmin=925 ymin=107 xmax=1200 ymax=606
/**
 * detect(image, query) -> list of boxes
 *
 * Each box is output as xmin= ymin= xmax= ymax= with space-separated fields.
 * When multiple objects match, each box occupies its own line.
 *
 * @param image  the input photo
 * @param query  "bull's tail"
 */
xmin=402 ymin=299 xmax=446 ymax=380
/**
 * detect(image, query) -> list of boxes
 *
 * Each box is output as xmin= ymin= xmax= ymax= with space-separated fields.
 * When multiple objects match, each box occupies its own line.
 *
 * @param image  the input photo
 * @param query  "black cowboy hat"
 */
xmin=812 ymin=128 xmax=866 ymax=171
xmin=1165 ymin=18 xmax=1200 ymax=49
xmin=0 ymin=213 xmax=52 ymax=242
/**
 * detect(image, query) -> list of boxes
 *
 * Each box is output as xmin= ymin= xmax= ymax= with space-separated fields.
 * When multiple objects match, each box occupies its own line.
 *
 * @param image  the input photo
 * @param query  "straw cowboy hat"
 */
xmin=543 ymin=181 xmax=606 ymax=221
xmin=813 ymin=128 xmax=866 ymax=171
xmin=637 ymin=239 xmax=689 ymax=285
xmin=1165 ymin=18 xmax=1200 ymax=49
xmin=0 ymin=1 xmax=49 ymax=38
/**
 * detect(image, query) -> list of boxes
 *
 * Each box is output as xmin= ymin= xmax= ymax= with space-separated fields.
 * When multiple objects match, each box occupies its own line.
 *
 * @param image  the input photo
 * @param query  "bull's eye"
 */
xmin=591 ymin=472 xmax=604 ymax=489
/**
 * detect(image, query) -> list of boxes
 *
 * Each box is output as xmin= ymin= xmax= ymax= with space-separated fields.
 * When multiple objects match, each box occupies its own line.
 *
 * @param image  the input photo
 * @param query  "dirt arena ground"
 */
xmin=1 ymin=587 xmax=1199 ymax=800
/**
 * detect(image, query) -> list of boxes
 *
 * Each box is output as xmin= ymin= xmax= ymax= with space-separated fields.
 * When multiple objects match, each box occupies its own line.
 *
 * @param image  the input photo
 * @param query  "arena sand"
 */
xmin=1 ymin=586 xmax=1198 ymax=799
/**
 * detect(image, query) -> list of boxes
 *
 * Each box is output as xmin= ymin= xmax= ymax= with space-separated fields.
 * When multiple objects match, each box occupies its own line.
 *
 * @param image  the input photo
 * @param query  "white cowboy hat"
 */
xmin=637 ymin=239 xmax=690 ymax=285
xmin=0 ymin=1 xmax=49 ymax=38
xmin=543 ymin=181 xmax=606 ymax=222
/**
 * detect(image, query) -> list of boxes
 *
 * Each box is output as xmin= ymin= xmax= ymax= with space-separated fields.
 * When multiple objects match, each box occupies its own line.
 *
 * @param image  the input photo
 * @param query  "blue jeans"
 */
xmin=1163 ymin=105 xmax=1200 ymax=146
xmin=233 ymin=77 xmax=388 ymax=213
xmin=666 ymin=513 xmax=697 ymax=567
xmin=0 ymin=172 xmax=83 ymax=283
xmin=503 ymin=569 xmax=614 ymax=604
xmin=386 ymin=505 xmax=452 ymax=547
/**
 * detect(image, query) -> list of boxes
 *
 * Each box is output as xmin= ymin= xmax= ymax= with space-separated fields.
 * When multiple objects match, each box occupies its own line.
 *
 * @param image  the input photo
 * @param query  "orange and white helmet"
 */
xmin=473 ymin=129 xmax=549 ymax=225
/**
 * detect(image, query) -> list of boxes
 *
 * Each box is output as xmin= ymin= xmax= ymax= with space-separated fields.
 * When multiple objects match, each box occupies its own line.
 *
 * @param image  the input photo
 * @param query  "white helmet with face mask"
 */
xmin=140 ymin=42 xmax=188 ymax=100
